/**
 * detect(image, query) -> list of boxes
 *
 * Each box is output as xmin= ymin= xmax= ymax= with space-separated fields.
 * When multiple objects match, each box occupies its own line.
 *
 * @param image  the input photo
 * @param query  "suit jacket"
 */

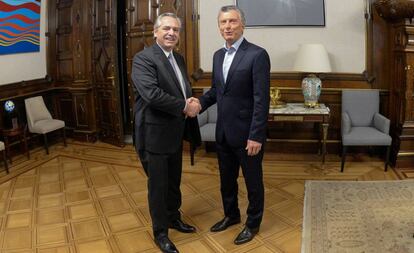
xmin=199 ymin=39 xmax=270 ymax=148
xmin=131 ymin=44 xmax=200 ymax=154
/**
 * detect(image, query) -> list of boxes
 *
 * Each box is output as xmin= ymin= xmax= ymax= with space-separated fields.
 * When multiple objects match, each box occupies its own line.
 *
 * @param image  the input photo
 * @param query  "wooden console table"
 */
xmin=268 ymin=103 xmax=330 ymax=164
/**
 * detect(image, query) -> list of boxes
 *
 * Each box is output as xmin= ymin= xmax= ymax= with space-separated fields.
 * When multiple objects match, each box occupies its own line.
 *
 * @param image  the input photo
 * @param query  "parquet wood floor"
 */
xmin=0 ymin=141 xmax=402 ymax=253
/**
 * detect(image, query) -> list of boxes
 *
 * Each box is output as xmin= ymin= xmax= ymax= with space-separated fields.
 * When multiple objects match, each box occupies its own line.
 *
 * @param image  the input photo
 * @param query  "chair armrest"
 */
xmin=197 ymin=110 xmax=208 ymax=126
xmin=342 ymin=112 xmax=351 ymax=135
xmin=374 ymin=113 xmax=390 ymax=134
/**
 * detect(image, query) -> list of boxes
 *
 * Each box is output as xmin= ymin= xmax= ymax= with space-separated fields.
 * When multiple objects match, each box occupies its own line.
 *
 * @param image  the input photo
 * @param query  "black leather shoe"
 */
xmin=210 ymin=217 xmax=241 ymax=232
xmin=154 ymin=234 xmax=179 ymax=253
xmin=169 ymin=219 xmax=196 ymax=233
xmin=234 ymin=226 xmax=259 ymax=245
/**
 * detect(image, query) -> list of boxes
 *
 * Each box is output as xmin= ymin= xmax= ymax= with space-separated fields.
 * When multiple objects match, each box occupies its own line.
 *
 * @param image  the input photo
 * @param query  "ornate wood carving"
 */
xmin=374 ymin=0 xmax=414 ymax=21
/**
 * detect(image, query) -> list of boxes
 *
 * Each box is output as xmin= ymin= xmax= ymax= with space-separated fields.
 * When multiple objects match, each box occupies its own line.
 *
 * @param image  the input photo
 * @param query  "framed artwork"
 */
xmin=236 ymin=0 xmax=325 ymax=27
xmin=0 ymin=0 xmax=41 ymax=55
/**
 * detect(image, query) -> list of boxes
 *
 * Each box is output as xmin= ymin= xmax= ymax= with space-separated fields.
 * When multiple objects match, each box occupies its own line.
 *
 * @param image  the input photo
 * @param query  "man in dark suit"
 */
xmin=196 ymin=5 xmax=270 ymax=245
xmin=131 ymin=13 xmax=201 ymax=253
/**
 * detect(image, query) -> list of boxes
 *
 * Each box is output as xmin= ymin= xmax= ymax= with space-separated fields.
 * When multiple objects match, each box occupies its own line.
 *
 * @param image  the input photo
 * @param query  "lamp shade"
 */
xmin=293 ymin=44 xmax=331 ymax=73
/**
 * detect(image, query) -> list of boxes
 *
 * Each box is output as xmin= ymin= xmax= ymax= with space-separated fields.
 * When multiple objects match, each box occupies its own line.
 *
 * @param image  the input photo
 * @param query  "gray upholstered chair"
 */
xmin=197 ymin=94 xmax=217 ymax=144
xmin=25 ymin=96 xmax=66 ymax=154
xmin=341 ymin=89 xmax=392 ymax=172
xmin=0 ymin=141 xmax=8 ymax=173
xmin=190 ymin=88 xmax=217 ymax=165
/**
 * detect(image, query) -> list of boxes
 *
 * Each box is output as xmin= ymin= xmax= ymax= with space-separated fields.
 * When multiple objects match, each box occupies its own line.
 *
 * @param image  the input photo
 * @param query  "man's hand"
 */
xmin=245 ymin=140 xmax=262 ymax=156
xmin=184 ymin=97 xmax=201 ymax=117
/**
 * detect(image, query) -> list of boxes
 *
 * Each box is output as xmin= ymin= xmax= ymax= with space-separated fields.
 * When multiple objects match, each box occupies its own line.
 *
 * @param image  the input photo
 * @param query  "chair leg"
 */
xmin=341 ymin=146 xmax=347 ymax=173
xmin=2 ymin=150 xmax=8 ymax=174
xmin=43 ymin=134 xmax=49 ymax=155
xmin=385 ymin=146 xmax=391 ymax=172
xmin=368 ymin=146 xmax=374 ymax=157
xmin=62 ymin=128 xmax=67 ymax=147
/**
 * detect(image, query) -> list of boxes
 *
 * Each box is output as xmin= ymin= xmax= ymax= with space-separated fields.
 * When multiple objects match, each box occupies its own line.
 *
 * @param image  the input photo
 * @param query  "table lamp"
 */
xmin=293 ymin=44 xmax=331 ymax=107
xmin=3 ymin=100 xmax=18 ymax=129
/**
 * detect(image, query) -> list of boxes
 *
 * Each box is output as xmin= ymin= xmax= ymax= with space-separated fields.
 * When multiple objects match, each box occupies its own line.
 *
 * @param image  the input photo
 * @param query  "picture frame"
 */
xmin=0 ymin=0 xmax=41 ymax=55
xmin=236 ymin=0 xmax=326 ymax=27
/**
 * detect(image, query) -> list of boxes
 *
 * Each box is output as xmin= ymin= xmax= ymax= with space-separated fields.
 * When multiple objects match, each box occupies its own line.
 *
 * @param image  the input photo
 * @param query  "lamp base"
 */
xmin=302 ymin=74 xmax=322 ymax=108
xmin=304 ymin=101 xmax=320 ymax=108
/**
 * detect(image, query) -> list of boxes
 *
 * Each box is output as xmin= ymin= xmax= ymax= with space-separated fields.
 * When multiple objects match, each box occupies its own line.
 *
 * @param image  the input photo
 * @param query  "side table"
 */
xmin=268 ymin=103 xmax=330 ymax=165
xmin=1 ymin=125 xmax=30 ymax=164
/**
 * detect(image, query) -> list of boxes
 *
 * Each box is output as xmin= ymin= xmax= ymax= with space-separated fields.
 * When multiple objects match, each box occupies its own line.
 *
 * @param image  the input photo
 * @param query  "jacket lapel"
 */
xmin=224 ymin=39 xmax=249 ymax=91
xmin=153 ymin=45 xmax=184 ymax=98
xmin=216 ymin=50 xmax=226 ymax=88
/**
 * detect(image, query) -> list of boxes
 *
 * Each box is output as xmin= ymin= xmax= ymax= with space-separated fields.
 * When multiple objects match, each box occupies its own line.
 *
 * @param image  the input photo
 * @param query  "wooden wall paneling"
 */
xmin=373 ymin=0 xmax=414 ymax=168
xmin=55 ymin=91 xmax=75 ymax=129
xmin=127 ymin=0 xmax=157 ymax=32
xmin=47 ymin=0 xmax=57 ymax=78
xmin=73 ymin=88 xmax=96 ymax=136
xmin=49 ymin=0 xmax=97 ymax=141
xmin=95 ymin=89 xmax=115 ymax=129
xmin=51 ymin=0 xmax=92 ymax=83
xmin=92 ymin=0 xmax=123 ymax=145
xmin=73 ymin=0 xmax=92 ymax=81
xmin=125 ymin=0 xmax=157 ymax=131
xmin=391 ymin=23 xmax=414 ymax=167
xmin=371 ymin=6 xmax=391 ymax=90
xmin=158 ymin=0 xmax=187 ymax=55
xmin=184 ymin=0 xmax=199 ymax=81
xmin=71 ymin=0 xmax=97 ymax=141
xmin=388 ymin=24 xmax=406 ymax=167
xmin=56 ymin=1 xmax=75 ymax=82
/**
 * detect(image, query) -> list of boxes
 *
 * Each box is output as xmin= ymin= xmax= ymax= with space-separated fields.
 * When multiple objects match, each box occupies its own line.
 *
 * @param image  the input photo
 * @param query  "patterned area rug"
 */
xmin=302 ymin=180 xmax=414 ymax=253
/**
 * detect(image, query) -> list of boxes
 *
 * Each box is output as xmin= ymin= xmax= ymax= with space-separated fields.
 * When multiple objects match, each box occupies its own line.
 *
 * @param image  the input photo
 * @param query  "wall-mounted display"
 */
xmin=236 ymin=0 xmax=325 ymax=27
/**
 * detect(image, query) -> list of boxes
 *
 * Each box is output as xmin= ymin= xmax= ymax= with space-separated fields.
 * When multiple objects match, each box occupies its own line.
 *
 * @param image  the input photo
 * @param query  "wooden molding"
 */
xmin=191 ymin=70 xmax=375 ymax=83
xmin=0 ymin=77 xmax=55 ymax=100
xmin=374 ymin=0 xmax=414 ymax=21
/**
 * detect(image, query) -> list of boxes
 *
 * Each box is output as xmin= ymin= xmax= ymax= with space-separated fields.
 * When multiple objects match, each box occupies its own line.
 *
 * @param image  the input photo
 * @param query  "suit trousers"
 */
xmin=139 ymin=148 xmax=182 ymax=235
xmin=217 ymin=138 xmax=264 ymax=228
xmin=216 ymin=139 xmax=264 ymax=229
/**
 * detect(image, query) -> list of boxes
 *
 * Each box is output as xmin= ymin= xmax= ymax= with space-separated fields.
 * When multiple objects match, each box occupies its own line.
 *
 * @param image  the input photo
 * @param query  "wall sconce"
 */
xmin=293 ymin=44 xmax=331 ymax=107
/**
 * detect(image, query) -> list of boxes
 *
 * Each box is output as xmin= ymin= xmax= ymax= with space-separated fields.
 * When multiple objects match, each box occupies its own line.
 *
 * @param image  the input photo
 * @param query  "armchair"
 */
xmin=341 ymin=89 xmax=392 ymax=172
xmin=24 ymin=96 xmax=66 ymax=154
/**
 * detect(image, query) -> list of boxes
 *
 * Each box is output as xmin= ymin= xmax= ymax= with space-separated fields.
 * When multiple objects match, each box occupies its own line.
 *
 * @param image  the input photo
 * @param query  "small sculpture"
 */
xmin=270 ymin=87 xmax=286 ymax=109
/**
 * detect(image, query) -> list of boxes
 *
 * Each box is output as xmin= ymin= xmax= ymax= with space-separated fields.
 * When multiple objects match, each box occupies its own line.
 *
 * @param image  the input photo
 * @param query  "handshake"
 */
xmin=184 ymin=97 xmax=201 ymax=117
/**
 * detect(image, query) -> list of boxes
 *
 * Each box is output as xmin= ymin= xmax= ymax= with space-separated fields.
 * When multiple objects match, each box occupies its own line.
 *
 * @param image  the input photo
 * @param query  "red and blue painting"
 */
xmin=0 ymin=0 xmax=40 ymax=55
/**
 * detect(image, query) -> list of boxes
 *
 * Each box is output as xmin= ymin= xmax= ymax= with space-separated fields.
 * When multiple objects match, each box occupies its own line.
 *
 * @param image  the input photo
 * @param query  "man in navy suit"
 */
xmin=196 ymin=5 xmax=270 ymax=245
xmin=131 ymin=13 xmax=201 ymax=253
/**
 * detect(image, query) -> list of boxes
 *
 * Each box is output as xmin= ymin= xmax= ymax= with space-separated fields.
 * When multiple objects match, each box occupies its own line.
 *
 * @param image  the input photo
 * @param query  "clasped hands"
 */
xmin=184 ymin=97 xmax=201 ymax=117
